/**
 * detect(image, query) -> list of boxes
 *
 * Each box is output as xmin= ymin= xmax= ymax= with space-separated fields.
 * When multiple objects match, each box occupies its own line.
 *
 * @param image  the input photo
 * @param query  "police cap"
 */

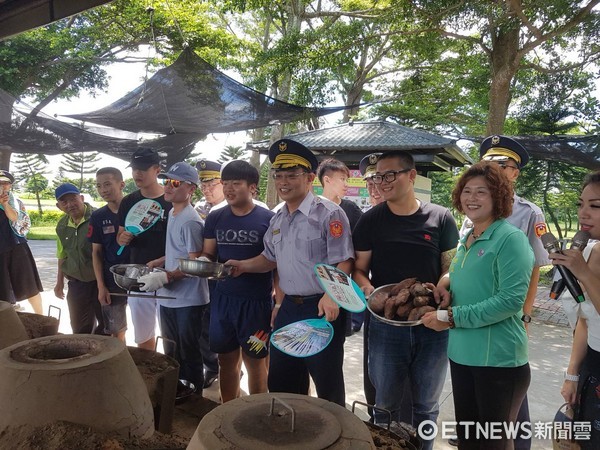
xmin=268 ymin=139 xmax=318 ymax=173
xmin=196 ymin=160 xmax=222 ymax=181
xmin=479 ymin=135 xmax=529 ymax=168
xmin=359 ymin=153 xmax=382 ymax=178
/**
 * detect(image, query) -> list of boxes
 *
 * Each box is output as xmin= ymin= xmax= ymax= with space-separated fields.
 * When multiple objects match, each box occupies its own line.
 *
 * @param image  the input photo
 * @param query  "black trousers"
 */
xmin=66 ymin=279 xmax=105 ymax=334
xmin=202 ymin=280 xmax=220 ymax=375
xmin=160 ymin=305 xmax=208 ymax=388
xmin=450 ymin=360 xmax=530 ymax=450
xmin=268 ymin=294 xmax=346 ymax=406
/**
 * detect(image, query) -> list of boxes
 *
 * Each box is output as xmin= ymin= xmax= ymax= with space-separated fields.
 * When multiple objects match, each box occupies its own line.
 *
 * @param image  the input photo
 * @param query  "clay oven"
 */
xmin=0 ymin=334 xmax=154 ymax=438
xmin=188 ymin=392 xmax=376 ymax=449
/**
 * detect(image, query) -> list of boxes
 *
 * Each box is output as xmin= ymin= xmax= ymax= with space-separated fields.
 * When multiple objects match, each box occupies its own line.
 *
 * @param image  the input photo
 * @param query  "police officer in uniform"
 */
xmin=456 ymin=135 xmax=549 ymax=450
xmin=226 ymin=138 xmax=354 ymax=406
xmin=194 ymin=160 xmax=225 ymax=220
xmin=359 ymin=152 xmax=384 ymax=210
xmin=357 ymin=152 xmax=384 ymax=419
xmin=191 ymin=159 xmax=223 ymax=387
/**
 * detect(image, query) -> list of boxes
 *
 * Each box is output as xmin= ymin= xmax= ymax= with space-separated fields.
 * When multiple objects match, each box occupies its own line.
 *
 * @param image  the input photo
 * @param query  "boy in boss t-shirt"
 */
xmin=202 ymin=160 xmax=274 ymax=402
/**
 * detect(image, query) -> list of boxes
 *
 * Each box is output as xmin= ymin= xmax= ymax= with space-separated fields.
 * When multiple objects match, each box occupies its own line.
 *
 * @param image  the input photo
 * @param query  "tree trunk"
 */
xmin=250 ymin=128 xmax=264 ymax=170
xmin=35 ymin=191 xmax=43 ymax=216
xmin=264 ymin=0 xmax=304 ymax=209
xmin=486 ymin=24 xmax=520 ymax=135
xmin=543 ymin=162 xmax=562 ymax=239
xmin=342 ymin=82 xmax=364 ymax=123
xmin=0 ymin=93 xmax=14 ymax=170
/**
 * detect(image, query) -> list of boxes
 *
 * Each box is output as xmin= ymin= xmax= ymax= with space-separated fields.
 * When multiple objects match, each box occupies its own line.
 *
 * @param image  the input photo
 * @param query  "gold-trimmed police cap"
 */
xmin=196 ymin=159 xmax=222 ymax=181
xmin=0 ymin=169 xmax=14 ymax=184
xmin=359 ymin=153 xmax=382 ymax=178
xmin=479 ymin=135 xmax=529 ymax=168
xmin=269 ymin=139 xmax=318 ymax=173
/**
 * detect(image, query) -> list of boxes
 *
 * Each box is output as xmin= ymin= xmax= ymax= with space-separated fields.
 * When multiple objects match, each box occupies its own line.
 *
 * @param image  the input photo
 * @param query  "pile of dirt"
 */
xmin=365 ymin=422 xmax=419 ymax=450
xmin=16 ymin=312 xmax=59 ymax=339
xmin=0 ymin=421 xmax=189 ymax=450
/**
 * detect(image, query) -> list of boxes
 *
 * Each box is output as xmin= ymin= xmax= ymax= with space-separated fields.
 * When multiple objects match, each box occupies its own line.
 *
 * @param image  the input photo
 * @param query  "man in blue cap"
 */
xmin=452 ymin=135 xmax=549 ymax=450
xmin=54 ymin=182 xmax=105 ymax=334
xmin=226 ymin=138 xmax=354 ymax=406
xmin=137 ymin=162 xmax=210 ymax=398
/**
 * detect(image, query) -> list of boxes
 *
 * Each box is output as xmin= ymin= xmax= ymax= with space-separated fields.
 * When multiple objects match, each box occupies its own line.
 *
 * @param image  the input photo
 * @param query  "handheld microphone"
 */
xmin=549 ymin=230 xmax=590 ymax=300
xmin=541 ymin=232 xmax=586 ymax=303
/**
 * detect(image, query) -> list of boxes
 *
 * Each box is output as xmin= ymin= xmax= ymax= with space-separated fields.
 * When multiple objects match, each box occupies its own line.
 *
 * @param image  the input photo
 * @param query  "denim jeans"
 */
xmin=368 ymin=319 xmax=448 ymax=450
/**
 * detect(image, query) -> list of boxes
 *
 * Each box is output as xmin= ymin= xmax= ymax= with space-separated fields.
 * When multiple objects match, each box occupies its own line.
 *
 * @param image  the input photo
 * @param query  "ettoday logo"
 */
xmin=416 ymin=420 xmax=592 ymax=442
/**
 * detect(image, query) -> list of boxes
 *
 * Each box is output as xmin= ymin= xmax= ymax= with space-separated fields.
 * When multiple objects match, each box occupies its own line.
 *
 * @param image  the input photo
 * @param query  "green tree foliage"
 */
xmin=512 ymin=71 xmax=594 ymax=239
xmin=375 ymin=0 xmax=600 ymax=135
xmin=0 ymin=0 xmax=243 ymax=168
xmin=218 ymin=145 xmax=247 ymax=164
xmin=12 ymin=153 xmax=49 ymax=214
xmin=59 ymin=152 xmax=101 ymax=189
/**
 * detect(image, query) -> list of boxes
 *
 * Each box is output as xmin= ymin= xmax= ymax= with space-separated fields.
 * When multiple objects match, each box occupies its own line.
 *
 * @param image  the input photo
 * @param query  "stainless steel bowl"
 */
xmin=367 ymin=284 xmax=422 ymax=327
xmin=109 ymin=264 xmax=152 ymax=292
xmin=178 ymin=258 xmax=233 ymax=279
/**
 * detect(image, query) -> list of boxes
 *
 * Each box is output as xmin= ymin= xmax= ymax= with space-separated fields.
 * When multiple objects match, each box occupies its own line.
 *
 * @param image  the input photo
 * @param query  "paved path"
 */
xmin=25 ymin=240 xmax=572 ymax=449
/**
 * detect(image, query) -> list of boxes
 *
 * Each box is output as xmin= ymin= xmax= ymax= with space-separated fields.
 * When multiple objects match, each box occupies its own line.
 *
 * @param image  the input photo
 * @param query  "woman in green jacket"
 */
xmin=423 ymin=161 xmax=534 ymax=450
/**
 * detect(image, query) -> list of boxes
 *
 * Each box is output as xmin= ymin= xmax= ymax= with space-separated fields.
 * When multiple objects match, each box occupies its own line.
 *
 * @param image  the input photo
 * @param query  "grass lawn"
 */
xmin=28 ymin=226 xmax=57 ymax=240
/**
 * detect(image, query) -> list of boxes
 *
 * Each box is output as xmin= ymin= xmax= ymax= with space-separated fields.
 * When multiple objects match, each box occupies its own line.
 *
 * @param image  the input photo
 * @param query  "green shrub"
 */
xmin=28 ymin=210 xmax=64 ymax=226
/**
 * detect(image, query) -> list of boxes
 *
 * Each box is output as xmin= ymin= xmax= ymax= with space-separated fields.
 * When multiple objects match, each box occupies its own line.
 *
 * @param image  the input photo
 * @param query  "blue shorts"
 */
xmin=209 ymin=289 xmax=271 ymax=359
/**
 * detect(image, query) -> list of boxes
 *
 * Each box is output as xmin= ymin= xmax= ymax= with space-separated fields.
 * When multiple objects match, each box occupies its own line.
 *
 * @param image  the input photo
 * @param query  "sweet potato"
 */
xmin=408 ymin=305 xmax=436 ymax=321
xmin=384 ymin=297 xmax=398 ymax=319
xmin=391 ymin=288 xmax=411 ymax=306
xmin=410 ymin=282 xmax=430 ymax=297
xmin=395 ymin=303 xmax=414 ymax=320
xmin=412 ymin=295 xmax=431 ymax=307
xmin=369 ymin=291 xmax=389 ymax=314
xmin=389 ymin=278 xmax=418 ymax=296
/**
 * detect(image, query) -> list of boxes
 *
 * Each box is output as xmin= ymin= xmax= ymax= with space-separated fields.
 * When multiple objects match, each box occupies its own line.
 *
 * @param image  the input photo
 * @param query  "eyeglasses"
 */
xmin=200 ymin=180 xmax=221 ymax=191
xmin=497 ymin=162 xmax=519 ymax=171
xmin=371 ymin=168 xmax=411 ymax=185
xmin=161 ymin=179 xmax=192 ymax=188
xmin=272 ymin=171 xmax=307 ymax=181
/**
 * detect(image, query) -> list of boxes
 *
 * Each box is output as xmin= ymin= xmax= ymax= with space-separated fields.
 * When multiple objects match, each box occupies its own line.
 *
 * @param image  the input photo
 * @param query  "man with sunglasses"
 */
xmin=451 ymin=135 xmax=548 ymax=450
xmin=136 ymin=162 xmax=210 ymax=398
xmin=117 ymin=148 xmax=171 ymax=351
xmin=226 ymin=139 xmax=354 ymax=406
xmin=353 ymin=151 xmax=459 ymax=450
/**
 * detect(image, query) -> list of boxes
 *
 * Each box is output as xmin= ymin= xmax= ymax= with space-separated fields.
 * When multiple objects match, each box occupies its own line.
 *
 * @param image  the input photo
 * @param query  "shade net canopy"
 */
xmin=516 ymin=135 xmax=600 ymax=171
xmin=461 ymin=135 xmax=600 ymax=171
xmin=0 ymin=88 xmax=202 ymax=163
xmin=66 ymin=48 xmax=347 ymax=136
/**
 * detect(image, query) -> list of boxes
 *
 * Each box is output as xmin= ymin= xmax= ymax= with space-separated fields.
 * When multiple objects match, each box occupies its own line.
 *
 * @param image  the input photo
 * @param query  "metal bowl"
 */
xmin=109 ymin=264 xmax=152 ymax=292
xmin=178 ymin=258 xmax=233 ymax=279
xmin=366 ymin=284 xmax=422 ymax=327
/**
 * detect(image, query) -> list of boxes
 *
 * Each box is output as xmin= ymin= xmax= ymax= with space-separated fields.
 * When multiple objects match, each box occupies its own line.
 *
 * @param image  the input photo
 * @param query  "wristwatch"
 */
xmin=521 ymin=314 xmax=532 ymax=323
xmin=564 ymin=371 xmax=580 ymax=382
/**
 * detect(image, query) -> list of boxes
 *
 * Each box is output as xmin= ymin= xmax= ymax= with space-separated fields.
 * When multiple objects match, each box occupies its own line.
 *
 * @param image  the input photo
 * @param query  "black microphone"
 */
xmin=549 ymin=230 xmax=590 ymax=300
xmin=541 ymin=232 xmax=586 ymax=303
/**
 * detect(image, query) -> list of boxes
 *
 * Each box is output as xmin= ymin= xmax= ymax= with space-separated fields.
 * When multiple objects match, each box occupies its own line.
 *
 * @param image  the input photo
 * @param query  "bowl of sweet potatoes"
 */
xmin=367 ymin=278 xmax=438 ymax=326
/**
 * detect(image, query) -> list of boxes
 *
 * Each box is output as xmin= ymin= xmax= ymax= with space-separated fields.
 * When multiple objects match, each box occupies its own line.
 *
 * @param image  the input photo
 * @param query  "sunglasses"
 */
xmin=161 ymin=179 xmax=193 ymax=188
